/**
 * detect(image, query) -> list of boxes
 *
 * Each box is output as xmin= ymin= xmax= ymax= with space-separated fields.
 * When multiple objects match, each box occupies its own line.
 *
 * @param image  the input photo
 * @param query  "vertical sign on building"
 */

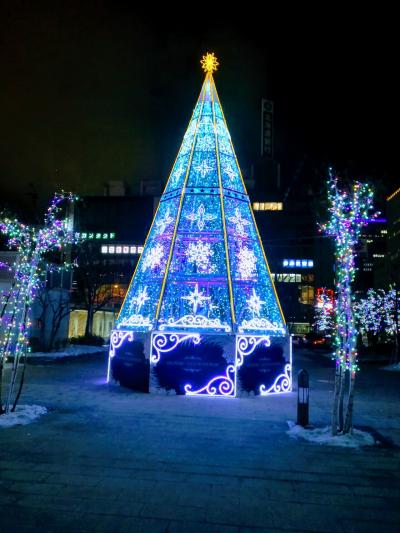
xmin=261 ymin=98 xmax=274 ymax=158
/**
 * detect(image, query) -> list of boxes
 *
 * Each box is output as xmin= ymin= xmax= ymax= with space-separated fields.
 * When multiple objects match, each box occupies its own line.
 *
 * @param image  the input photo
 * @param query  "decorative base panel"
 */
xmin=108 ymin=330 xmax=150 ymax=392
xmin=108 ymin=330 xmax=292 ymax=397
xmin=236 ymin=335 xmax=292 ymax=396
xmin=150 ymin=332 xmax=235 ymax=396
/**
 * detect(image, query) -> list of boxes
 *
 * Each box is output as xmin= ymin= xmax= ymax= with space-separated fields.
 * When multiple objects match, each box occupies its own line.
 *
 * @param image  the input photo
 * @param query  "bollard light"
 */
xmin=297 ymin=369 xmax=309 ymax=427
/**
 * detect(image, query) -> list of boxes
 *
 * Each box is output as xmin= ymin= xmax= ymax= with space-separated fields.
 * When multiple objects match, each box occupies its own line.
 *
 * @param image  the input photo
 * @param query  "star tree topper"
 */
xmin=201 ymin=52 xmax=219 ymax=74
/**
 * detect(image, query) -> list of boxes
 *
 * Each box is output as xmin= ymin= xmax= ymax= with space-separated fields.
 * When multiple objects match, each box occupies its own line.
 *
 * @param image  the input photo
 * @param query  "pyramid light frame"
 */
xmin=108 ymin=54 xmax=291 ymax=397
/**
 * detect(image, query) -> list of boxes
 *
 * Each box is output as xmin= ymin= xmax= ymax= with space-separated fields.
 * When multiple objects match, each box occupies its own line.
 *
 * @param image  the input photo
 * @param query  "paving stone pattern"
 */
xmin=1 ymin=350 xmax=399 ymax=532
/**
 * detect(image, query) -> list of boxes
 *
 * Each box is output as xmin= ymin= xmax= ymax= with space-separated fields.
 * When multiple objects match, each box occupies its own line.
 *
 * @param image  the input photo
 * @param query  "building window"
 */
xmin=272 ymin=273 xmax=301 ymax=283
xmin=299 ymin=285 xmax=314 ymax=305
xmin=253 ymin=202 xmax=283 ymax=211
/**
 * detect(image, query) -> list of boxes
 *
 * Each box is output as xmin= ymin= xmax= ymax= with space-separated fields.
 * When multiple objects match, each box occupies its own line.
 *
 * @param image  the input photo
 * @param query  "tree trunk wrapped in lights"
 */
xmin=321 ymin=169 xmax=375 ymax=435
xmin=0 ymin=192 xmax=78 ymax=414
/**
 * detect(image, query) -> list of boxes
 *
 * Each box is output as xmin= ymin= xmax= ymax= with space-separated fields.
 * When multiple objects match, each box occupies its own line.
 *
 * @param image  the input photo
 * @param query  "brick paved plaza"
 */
xmin=1 ymin=350 xmax=399 ymax=532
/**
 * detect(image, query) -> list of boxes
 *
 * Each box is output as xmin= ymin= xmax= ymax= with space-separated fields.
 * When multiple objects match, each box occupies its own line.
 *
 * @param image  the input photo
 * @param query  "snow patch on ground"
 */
xmin=381 ymin=362 xmax=400 ymax=372
xmin=29 ymin=345 xmax=108 ymax=359
xmin=0 ymin=405 xmax=47 ymax=428
xmin=287 ymin=421 xmax=375 ymax=448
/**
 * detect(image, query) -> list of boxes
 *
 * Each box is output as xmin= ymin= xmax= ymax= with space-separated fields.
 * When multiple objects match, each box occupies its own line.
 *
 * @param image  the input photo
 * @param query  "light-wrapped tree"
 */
xmin=0 ymin=192 xmax=78 ymax=414
xmin=321 ymin=169 xmax=375 ymax=435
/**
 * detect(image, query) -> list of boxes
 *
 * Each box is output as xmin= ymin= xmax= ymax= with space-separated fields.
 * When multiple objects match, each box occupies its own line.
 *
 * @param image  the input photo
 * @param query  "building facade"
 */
xmin=69 ymin=194 xmax=156 ymax=340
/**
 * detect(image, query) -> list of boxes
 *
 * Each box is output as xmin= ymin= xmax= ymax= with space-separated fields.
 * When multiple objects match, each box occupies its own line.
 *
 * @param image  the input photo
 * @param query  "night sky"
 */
xmin=1 ymin=3 xmax=398 ymax=209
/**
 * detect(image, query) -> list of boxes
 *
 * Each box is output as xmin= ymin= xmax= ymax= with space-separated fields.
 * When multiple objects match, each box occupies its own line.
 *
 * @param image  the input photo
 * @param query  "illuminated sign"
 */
xmin=76 ymin=232 xmax=116 ymax=240
xmin=101 ymin=245 xmax=144 ymax=255
xmin=283 ymin=259 xmax=314 ymax=268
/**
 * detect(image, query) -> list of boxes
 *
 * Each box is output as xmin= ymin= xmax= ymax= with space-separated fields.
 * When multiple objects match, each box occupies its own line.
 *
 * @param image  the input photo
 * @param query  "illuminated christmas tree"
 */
xmin=109 ymin=53 xmax=290 ymax=396
xmin=314 ymin=288 xmax=334 ymax=334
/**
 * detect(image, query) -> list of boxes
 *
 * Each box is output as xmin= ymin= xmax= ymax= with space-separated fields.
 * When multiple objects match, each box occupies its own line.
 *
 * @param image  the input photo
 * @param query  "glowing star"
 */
xmin=200 ymin=52 xmax=219 ymax=74
xmin=237 ymin=246 xmax=257 ymax=279
xmin=186 ymin=204 xmax=216 ymax=231
xmin=229 ymin=208 xmax=250 ymax=237
xmin=186 ymin=241 xmax=214 ymax=272
xmin=182 ymin=284 xmax=210 ymax=314
xmin=156 ymin=208 xmax=174 ymax=235
xmin=247 ymin=289 xmax=265 ymax=317
xmin=195 ymin=160 xmax=214 ymax=178
xmin=132 ymin=286 xmax=150 ymax=312
xmin=142 ymin=243 xmax=164 ymax=271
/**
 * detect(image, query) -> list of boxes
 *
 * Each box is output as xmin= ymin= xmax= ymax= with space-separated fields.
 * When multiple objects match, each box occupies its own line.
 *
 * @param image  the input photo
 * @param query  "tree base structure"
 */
xmin=108 ymin=330 xmax=292 ymax=397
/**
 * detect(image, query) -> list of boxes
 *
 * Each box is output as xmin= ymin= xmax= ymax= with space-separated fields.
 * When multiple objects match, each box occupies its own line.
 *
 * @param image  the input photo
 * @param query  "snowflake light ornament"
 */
xmin=131 ymin=286 xmax=150 ymax=312
xmin=224 ymin=164 xmax=237 ymax=182
xmin=156 ymin=208 xmax=174 ymax=235
xmin=186 ymin=204 xmax=216 ymax=232
xmin=142 ymin=243 xmax=164 ymax=271
xmin=182 ymin=284 xmax=211 ymax=314
xmin=247 ymin=289 xmax=265 ymax=317
xmin=237 ymin=246 xmax=257 ymax=279
xmin=229 ymin=208 xmax=250 ymax=237
xmin=195 ymin=160 xmax=214 ymax=178
xmin=186 ymin=241 xmax=214 ymax=272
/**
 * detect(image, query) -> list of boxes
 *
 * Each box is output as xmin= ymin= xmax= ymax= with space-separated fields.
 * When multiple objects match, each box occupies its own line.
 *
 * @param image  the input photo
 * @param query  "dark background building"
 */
xmin=68 ymin=189 xmax=156 ymax=339
xmin=386 ymin=187 xmax=400 ymax=288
